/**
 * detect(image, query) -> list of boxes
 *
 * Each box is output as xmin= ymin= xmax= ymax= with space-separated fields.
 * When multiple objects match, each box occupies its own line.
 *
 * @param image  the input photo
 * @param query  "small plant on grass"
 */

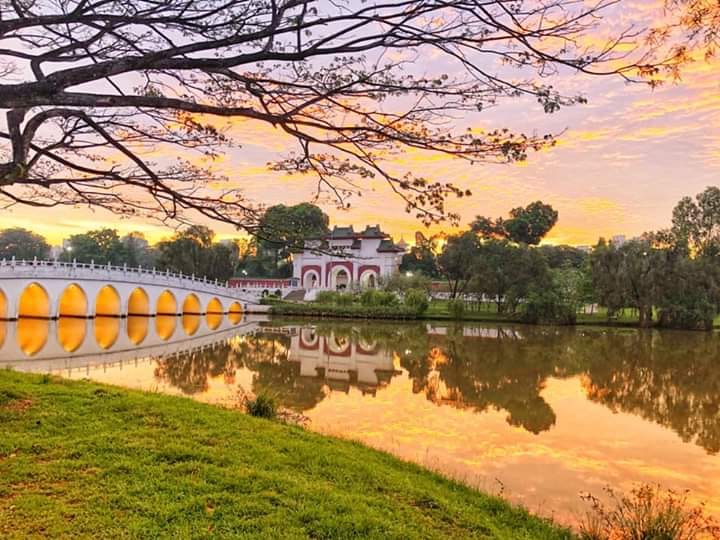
xmin=315 ymin=290 xmax=338 ymax=304
xmin=404 ymin=288 xmax=430 ymax=314
xmin=579 ymin=484 xmax=720 ymax=540
xmin=243 ymin=390 xmax=277 ymax=420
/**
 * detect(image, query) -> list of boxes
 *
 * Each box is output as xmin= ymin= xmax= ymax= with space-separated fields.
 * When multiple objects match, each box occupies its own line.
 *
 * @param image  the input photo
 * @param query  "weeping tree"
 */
xmin=0 ymin=0 xmax=673 ymax=236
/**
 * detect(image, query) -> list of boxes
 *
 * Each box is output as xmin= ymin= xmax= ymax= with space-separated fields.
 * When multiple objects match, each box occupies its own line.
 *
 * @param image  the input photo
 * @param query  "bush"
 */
xmin=244 ymin=390 xmax=277 ymax=419
xmin=315 ymin=291 xmax=339 ymax=304
xmin=521 ymin=287 xmax=576 ymax=325
xmin=381 ymin=272 xmax=432 ymax=293
xmin=448 ymin=299 xmax=465 ymax=319
xmin=360 ymin=289 xmax=398 ymax=306
xmin=269 ymin=301 xmax=419 ymax=319
xmin=657 ymin=299 xmax=715 ymax=331
xmin=404 ymin=288 xmax=429 ymax=314
xmin=579 ymin=484 xmax=720 ymax=540
xmin=335 ymin=292 xmax=356 ymax=305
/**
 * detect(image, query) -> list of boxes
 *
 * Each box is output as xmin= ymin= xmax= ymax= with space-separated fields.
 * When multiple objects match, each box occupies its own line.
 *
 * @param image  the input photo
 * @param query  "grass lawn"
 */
xmin=0 ymin=370 xmax=573 ymax=539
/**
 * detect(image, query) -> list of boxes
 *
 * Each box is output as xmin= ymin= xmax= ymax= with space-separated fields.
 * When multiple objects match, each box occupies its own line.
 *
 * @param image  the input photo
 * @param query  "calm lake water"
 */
xmin=3 ymin=315 xmax=720 ymax=525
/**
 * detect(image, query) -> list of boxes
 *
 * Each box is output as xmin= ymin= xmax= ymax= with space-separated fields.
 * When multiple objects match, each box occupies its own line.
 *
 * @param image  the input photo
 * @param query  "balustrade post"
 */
xmin=72 ymin=258 xmax=77 ymax=269
xmin=90 ymin=259 xmax=95 ymax=269
xmin=11 ymin=256 xmax=15 ymax=268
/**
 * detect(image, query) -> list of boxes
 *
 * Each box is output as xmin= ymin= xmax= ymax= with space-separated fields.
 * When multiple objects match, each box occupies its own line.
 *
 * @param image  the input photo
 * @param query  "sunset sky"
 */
xmin=1 ymin=0 xmax=717 ymax=247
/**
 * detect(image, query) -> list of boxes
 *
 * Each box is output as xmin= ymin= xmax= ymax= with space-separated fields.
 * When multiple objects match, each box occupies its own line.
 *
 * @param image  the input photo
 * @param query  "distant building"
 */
xmin=611 ymin=234 xmax=626 ymax=247
xmin=292 ymin=225 xmax=406 ymax=290
xmin=49 ymin=245 xmax=63 ymax=259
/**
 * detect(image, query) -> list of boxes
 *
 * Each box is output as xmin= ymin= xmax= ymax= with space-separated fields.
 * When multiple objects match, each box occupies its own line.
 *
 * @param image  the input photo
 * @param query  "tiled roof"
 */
xmin=359 ymin=225 xmax=385 ymax=238
xmin=376 ymin=239 xmax=405 ymax=252
xmin=329 ymin=225 xmax=355 ymax=238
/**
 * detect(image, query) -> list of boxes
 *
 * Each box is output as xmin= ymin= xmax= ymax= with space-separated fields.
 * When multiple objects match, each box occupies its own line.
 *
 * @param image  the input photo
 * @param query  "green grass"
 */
xmin=0 ymin=370 xmax=572 ymax=539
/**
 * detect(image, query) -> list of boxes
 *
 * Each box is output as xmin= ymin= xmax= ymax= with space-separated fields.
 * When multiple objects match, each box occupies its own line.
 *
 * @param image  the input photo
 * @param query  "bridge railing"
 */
xmin=0 ymin=258 xmax=244 ymax=298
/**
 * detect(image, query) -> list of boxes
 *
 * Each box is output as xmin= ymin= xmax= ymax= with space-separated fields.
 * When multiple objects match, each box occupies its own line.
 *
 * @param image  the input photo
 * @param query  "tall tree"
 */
xmin=156 ymin=226 xmax=238 ymax=281
xmin=61 ymin=228 xmax=127 ymax=264
xmin=0 ymin=1 xmax=671 ymax=232
xmin=472 ymin=201 xmax=559 ymax=245
xmin=0 ymin=227 xmax=50 ymax=260
xmin=670 ymin=186 xmax=720 ymax=257
xmin=258 ymin=203 xmax=329 ymax=275
xmin=437 ymin=231 xmax=480 ymax=298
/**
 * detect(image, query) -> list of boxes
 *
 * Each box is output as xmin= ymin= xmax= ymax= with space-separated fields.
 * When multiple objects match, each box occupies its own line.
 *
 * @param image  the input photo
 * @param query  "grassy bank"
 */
xmin=0 ymin=370 xmax=572 ymax=539
xmin=269 ymin=300 xmax=420 ymax=319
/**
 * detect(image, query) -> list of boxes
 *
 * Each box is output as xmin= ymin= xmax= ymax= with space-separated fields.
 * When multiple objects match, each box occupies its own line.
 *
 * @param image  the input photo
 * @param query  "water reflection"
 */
xmin=2 ymin=311 xmax=246 ymax=359
xmin=4 ymin=319 xmax=720 ymax=525
xmin=127 ymin=315 xmax=148 ymax=345
xmin=155 ymin=315 xmax=176 ymax=341
xmin=183 ymin=313 xmax=200 ymax=336
xmin=58 ymin=317 xmax=86 ymax=352
xmin=144 ymin=322 xmax=720 ymax=456
xmin=95 ymin=316 xmax=120 ymax=349
xmin=17 ymin=318 xmax=48 ymax=355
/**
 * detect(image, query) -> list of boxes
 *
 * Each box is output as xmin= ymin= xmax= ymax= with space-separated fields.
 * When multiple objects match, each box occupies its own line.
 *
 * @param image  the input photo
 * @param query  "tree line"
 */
xmin=0 ymin=203 xmax=330 ymax=282
xmin=400 ymin=189 xmax=720 ymax=330
xmin=0 ymin=225 xmax=239 ymax=283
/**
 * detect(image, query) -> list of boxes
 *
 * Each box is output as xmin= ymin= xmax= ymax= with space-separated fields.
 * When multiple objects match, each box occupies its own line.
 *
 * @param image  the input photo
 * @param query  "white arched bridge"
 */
xmin=0 ymin=259 xmax=263 ymax=321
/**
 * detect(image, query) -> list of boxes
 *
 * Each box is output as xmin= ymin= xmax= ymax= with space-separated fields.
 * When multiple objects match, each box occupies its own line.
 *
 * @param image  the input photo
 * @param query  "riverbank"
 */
xmin=0 ymin=370 xmax=572 ymax=539
xmin=270 ymin=300 xmax=720 ymax=329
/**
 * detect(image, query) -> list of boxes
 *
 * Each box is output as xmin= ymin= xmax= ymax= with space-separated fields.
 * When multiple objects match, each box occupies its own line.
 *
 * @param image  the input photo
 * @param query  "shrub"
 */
xmin=404 ymin=288 xmax=429 ymax=314
xmin=269 ymin=301 xmax=419 ymax=319
xmin=360 ymin=289 xmax=398 ymax=306
xmin=448 ymin=299 xmax=465 ymax=319
xmin=315 ymin=291 xmax=339 ymax=304
xmin=335 ymin=292 xmax=356 ymax=305
xmin=381 ymin=272 xmax=432 ymax=293
xmin=522 ymin=288 xmax=576 ymax=325
xmin=579 ymin=484 xmax=720 ymax=540
xmin=244 ymin=390 xmax=277 ymax=419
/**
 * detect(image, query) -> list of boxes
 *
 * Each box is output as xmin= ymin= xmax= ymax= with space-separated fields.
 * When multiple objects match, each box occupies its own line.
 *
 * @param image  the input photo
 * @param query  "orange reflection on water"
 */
xmin=206 ymin=312 xmax=222 ymax=330
xmin=58 ymin=317 xmax=86 ymax=352
xmin=156 ymin=315 xmax=176 ymax=341
xmin=17 ymin=318 xmax=49 ymax=356
xmin=127 ymin=316 xmax=149 ymax=345
xmin=182 ymin=314 xmax=200 ymax=336
xmin=94 ymin=316 xmax=119 ymax=349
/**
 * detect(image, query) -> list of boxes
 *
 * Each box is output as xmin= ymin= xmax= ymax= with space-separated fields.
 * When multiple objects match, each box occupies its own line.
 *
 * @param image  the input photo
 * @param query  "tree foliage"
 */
xmin=60 ymin=228 xmax=127 ymax=265
xmin=0 ymin=227 xmax=50 ymax=260
xmin=156 ymin=226 xmax=238 ymax=281
xmin=0 ymin=0 xmax=673 ymax=232
xmin=472 ymin=201 xmax=558 ymax=245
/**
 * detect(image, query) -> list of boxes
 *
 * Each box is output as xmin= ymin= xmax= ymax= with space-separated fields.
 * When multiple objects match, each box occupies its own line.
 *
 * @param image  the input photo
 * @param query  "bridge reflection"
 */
xmin=0 ymin=311 xmax=259 ymax=363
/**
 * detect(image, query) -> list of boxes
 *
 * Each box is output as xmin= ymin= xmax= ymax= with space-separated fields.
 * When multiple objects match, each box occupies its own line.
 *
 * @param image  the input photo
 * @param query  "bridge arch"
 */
xmin=127 ymin=288 xmax=150 ymax=316
xmin=0 ymin=288 xmax=7 ymax=320
xmin=18 ymin=282 xmax=51 ymax=319
xmin=157 ymin=290 xmax=177 ymax=316
xmin=58 ymin=283 xmax=88 ymax=318
xmin=228 ymin=302 xmax=243 ymax=324
xmin=182 ymin=294 xmax=201 ymax=315
xmin=95 ymin=285 xmax=121 ymax=317
xmin=206 ymin=297 xmax=223 ymax=330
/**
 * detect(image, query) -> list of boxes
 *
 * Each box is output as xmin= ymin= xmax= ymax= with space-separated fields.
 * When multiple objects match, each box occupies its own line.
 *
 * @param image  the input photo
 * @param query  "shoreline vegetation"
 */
xmin=267 ymin=298 xmax=720 ymax=330
xmin=0 ymin=370 xmax=572 ymax=539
